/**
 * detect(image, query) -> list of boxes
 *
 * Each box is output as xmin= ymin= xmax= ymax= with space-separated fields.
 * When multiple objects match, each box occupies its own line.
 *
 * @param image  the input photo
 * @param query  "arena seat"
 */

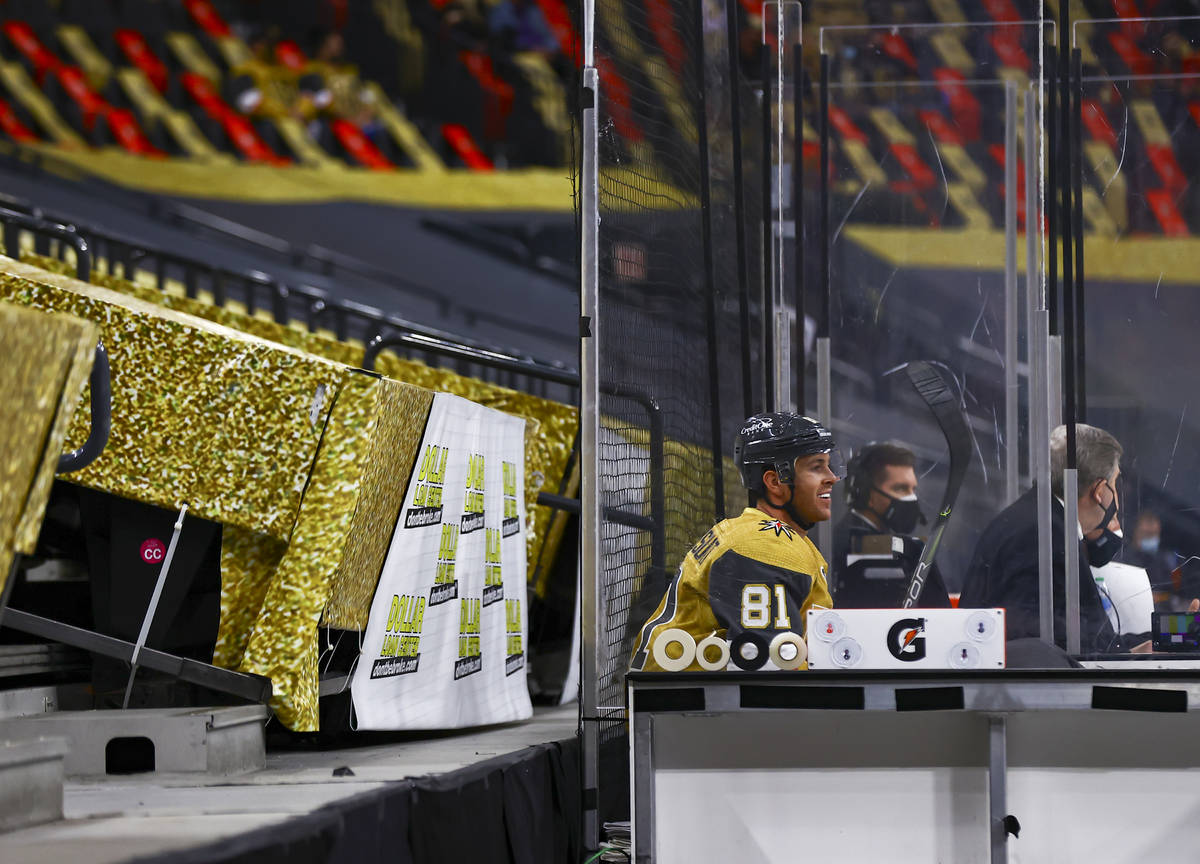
xmin=0 ymin=96 xmax=38 ymax=142
xmin=0 ymin=61 xmax=82 ymax=145
xmin=1082 ymin=99 xmax=1119 ymax=150
xmin=181 ymin=0 xmax=232 ymax=39
xmin=115 ymin=67 xmax=219 ymax=158
xmin=1107 ymin=31 xmax=1154 ymax=76
xmin=535 ymin=0 xmax=581 ymax=65
xmin=880 ymin=33 xmax=919 ymax=73
xmin=934 ymin=68 xmax=982 ymax=141
xmin=3 ymin=20 xmax=60 ymax=84
xmin=274 ymin=40 xmax=307 ymax=73
xmin=115 ymin=29 xmax=169 ymax=93
xmin=643 ymin=0 xmax=685 ymax=76
xmin=1145 ymin=188 xmax=1189 ymax=236
xmin=1132 ymin=99 xmax=1187 ymax=190
xmin=54 ymin=65 xmax=108 ymax=132
xmin=55 ymin=24 xmax=112 ymax=91
xmin=442 ymin=123 xmax=494 ymax=170
xmin=869 ymin=107 xmax=937 ymax=190
xmin=330 ymin=118 xmax=393 ymax=169
xmin=459 ymin=51 xmax=514 ymax=146
xmin=165 ymin=32 xmax=223 ymax=86
xmin=981 ymin=0 xmax=1022 ymax=21
xmin=180 ymin=72 xmax=285 ymax=163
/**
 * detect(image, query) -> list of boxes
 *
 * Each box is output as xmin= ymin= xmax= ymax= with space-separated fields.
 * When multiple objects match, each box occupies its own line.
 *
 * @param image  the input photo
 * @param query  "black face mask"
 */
xmin=1085 ymin=481 xmax=1123 ymax=568
xmin=872 ymin=489 xmax=927 ymax=535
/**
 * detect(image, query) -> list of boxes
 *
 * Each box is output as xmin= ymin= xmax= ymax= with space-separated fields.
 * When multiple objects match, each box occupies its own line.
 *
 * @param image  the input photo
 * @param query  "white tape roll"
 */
xmin=695 ymin=633 xmax=730 ymax=671
xmin=652 ymin=628 xmax=697 ymax=672
xmin=769 ymin=631 xmax=807 ymax=671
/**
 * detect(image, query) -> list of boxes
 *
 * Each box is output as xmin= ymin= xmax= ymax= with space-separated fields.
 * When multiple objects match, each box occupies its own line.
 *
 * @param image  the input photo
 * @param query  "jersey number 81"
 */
xmin=741 ymin=584 xmax=792 ymax=629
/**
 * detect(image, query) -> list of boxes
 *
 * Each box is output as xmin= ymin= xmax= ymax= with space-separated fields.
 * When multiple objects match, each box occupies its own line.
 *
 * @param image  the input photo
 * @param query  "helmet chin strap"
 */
xmin=778 ymin=484 xmax=815 ymax=531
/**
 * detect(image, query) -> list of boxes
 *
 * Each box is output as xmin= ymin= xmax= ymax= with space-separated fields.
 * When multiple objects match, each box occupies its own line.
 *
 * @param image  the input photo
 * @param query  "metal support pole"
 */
xmin=989 ymin=715 xmax=1009 ymax=864
xmin=696 ymin=0 xmax=726 ymax=519
xmin=123 ymin=503 xmax=188 ymax=708
xmin=1063 ymin=468 xmax=1080 ymax=654
xmin=1072 ymin=47 xmax=1086 ymax=423
xmin=1004 ymin=81 xmax=1019 ymax=506
xmin=726 ymin=0 xmax=756 ymax=416
xmin=815 ymin=51 xmax=833 ymax=567
xmin=1035 ymin=311 xmax=1054 ymax=644
xmin=762 ymin=42 xmax=775 ymax=410
xmin=1048 ymin=336 xmax=1062 ymax=428
xmin=1046 ymin=43 xmax=1058 ymax=337
xmin=818 ymin=53 xmax=830 ymax=343
xmin=816 ymin=336 xmax=832 ymax=564
xmin=580 ymin=35 xmax=601 ymax=846
xmin=1024 ymin=85 xmax=1038 ymax=493
xmin=793 ymin=43 xmax=805 ymax=411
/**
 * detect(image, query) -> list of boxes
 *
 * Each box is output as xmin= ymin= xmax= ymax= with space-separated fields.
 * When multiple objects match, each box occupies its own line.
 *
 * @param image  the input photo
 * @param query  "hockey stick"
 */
xmin=902 ymin=361 xmax=974 ymax=608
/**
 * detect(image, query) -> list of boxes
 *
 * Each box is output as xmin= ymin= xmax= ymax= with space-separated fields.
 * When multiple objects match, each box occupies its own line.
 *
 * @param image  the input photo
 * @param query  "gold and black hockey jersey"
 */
xmin=630 ymin=507 xmax=832 ymax=672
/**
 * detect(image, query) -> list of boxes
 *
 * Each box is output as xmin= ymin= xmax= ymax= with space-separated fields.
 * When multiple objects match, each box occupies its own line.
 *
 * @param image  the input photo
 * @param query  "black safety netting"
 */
xmin=591 ymin=0 xmax=767 ymax=714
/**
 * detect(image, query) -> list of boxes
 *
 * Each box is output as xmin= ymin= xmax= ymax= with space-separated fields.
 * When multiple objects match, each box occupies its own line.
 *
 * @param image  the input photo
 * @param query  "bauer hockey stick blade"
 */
xmin=902 ymin=361 xmax=974 ymax=608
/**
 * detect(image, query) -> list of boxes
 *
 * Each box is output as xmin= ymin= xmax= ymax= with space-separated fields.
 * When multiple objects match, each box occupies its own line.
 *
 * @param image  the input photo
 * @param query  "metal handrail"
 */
xmin=363 ymin=331 xmax=579 ymax=386
xmin=0 ymin=207 xmax=91 ymax=282
xmin=57 ymin=343 xmax=111 ymax=474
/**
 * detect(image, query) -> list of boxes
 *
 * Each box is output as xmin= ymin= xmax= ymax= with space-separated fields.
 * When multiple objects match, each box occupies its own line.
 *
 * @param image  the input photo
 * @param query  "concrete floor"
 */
xmin=0 ymin=704 xmax=577 ymax=864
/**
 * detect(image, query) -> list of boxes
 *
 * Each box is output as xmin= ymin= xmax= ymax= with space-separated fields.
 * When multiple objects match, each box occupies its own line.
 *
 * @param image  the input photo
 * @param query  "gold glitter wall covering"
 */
xmin=321 ymin=378 xmax=433 ymax=631
xmin=213 ymin=525 xmax=288 ymax=669
xmin=18 ymin=253 xmax=363 ymax=368
xmin=20 ymin=255 xmax=580 ymax=584
xmin=236 ymin=373 xmax=431 ymax=730
xmin=0 ymin=303 xmax=97 ymax=586
xmin=0 ymin=257 xmax=345 ymax=538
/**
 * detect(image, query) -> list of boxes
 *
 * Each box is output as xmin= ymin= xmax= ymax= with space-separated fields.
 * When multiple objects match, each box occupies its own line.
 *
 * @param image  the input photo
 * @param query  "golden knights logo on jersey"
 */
xmin=483 ymin=527 xmax=504 ymax=606
xmin=758 ymin=519 xmax=795 ymax=539
xmin=430 ymin=523 xmax=460 ymax=606
xmin=505 ymin=598 xmax=524 ymax=676
xmin=501 ymin=461 xmax=521 ymax=537
xmin=461 ymin=452 xmax=486 ymax=534
xmin=405 ymin=444 xmax=449 ymax=528
xmin=370 ymin=593 xmax=426 ymax=678
xmin=454 ymin=597 xmax=483 ymax=679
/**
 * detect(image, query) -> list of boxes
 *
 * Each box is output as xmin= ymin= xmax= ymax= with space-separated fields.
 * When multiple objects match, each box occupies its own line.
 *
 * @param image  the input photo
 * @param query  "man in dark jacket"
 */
xmin=831 ymin=442 xmax=952 ymax=608
xmin=960 ymin=423 xmax=1136 ymax=654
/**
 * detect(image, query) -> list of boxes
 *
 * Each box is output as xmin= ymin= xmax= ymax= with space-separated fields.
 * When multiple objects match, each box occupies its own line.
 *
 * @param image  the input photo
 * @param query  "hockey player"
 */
xmin=629 ymin=412 xmax=841 ymax=672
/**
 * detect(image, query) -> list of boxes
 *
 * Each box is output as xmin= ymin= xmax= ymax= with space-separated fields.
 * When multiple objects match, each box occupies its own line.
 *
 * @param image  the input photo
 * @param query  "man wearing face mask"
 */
xmin=830 ymin=443 xmax=952 ymax=608
xmin=961 ymin=424 xmax=1162 ymax=654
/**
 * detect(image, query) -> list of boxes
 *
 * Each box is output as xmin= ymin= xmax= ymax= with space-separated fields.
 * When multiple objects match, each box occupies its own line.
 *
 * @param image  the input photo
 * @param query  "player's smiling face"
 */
xmin=791 ymin=452 xmax=838 ymax=522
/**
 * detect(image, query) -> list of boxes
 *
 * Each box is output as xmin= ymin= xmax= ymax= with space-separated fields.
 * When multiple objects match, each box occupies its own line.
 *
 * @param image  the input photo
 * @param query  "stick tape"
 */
xmin=652 ymin=628 xmax=696 ymax=671
xmin=769 ymin=631 xmax=807 ymax=671
xmin=729 ymin=631 xmax=768 ymax=671
xmin=695 ymin=633 xmax=730 ymax=671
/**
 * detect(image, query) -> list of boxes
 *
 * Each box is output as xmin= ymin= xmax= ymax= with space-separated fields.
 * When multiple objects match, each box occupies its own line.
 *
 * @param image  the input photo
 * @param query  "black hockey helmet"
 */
xmin=734 ymin=413 xmax=842 ymax=496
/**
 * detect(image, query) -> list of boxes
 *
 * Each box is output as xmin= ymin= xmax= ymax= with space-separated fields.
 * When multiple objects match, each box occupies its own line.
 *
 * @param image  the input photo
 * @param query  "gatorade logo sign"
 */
xmin=140 ymin=538 xmax=166 ymax=564
xmin=461 ymin=452 xmax=485 ymax=534
xmin=887 ymin=617 xmax=927 ymax=662
xmin=405 ymin=444 xmax=449 ymax=529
